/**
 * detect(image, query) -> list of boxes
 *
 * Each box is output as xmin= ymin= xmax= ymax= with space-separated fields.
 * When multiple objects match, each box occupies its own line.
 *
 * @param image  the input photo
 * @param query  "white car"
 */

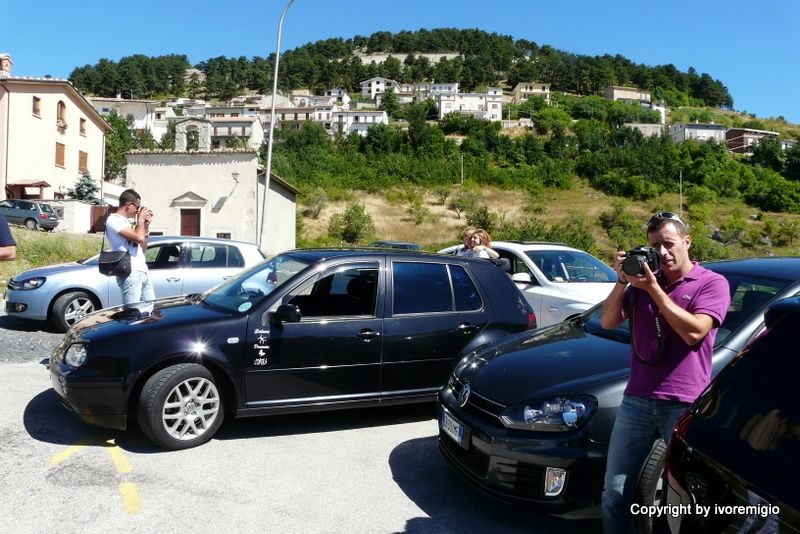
xmin=439 ymin=241 xmax=617 ymax=327
xmin=4 ymin=236 xmax=265 ymax=332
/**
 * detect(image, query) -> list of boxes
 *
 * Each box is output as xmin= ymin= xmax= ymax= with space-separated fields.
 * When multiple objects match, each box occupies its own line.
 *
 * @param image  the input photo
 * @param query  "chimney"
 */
xmin=0 ymin=53 xmax=12 ymax=79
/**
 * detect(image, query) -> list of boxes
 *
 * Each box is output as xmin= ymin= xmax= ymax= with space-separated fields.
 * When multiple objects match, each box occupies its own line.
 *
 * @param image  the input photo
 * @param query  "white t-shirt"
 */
xmin=105 ymin=213 xmax=148 ymax=272
xmin=457 ymin=247 xmax=490 ymax=258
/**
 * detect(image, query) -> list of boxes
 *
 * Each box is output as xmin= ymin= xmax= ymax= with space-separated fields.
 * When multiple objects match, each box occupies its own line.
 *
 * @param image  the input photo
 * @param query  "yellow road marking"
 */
xmin=47 ymin=438 xmax=141 ymax=515
xmin=48 ymin=444 xmax=87 ymax=468
xmin=105 ymin=440 xmax=133 ymax=474
xmin=118 ymin=483 xmax=142 ymax=515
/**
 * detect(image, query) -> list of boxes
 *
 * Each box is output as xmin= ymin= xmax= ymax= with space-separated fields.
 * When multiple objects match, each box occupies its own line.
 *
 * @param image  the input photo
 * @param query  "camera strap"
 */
xmin=628 ymin=290 xmax=667 ymax=366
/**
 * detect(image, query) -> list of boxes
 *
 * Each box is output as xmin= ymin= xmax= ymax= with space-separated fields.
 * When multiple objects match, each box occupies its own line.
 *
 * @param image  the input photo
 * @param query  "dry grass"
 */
xmin=300 ymin=181 xmax=800 ymax=258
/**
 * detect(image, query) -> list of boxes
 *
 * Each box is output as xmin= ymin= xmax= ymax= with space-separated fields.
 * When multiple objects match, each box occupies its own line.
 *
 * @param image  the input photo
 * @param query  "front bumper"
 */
xmin=49 ymin=359 xmax=128 ymax=431
xmin=437 ymin=386 xmax=606 ymax=509
xmin=4 ymin=289 xmax=51 ymax=320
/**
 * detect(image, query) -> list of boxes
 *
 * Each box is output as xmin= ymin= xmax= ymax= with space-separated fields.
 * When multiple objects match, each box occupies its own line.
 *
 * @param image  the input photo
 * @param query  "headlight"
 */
xmin=8 ymin=276 xmax=46 ymax=290
xmin=64 ymin=343 xmax=88 ymax=368
xmin=500 ymin=395 xmax=597 ymax=432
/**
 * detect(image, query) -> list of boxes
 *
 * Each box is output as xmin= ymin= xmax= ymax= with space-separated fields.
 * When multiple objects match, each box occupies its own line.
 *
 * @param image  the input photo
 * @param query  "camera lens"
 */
xmin=622 ymin=255 xmax=645 ymax=276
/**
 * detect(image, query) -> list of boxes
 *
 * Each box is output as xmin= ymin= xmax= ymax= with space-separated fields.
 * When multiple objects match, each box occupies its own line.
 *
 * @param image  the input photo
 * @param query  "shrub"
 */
xmin=327 ymin=202 xmax=375 ymax=244
xmin=302 ymin=187 xmax=328 ymax=218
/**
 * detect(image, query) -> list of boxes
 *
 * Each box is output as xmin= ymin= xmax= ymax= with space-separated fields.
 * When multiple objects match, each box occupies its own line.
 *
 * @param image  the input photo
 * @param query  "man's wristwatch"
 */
xmin=618 ymin=279 xmax=627 ymax=285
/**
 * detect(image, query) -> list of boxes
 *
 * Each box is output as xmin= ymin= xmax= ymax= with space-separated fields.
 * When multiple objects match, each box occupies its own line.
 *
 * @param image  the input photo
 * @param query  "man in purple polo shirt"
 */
xmin=599 ymin=211 xmax=730 ymax=533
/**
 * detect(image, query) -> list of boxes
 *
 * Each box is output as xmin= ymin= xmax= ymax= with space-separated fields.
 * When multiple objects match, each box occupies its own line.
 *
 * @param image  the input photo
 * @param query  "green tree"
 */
xmin=379 ymin=89 xmax=400 ymax=118
xmin=104 ymin=110 xmax=135 ymax=181
xmin=66 ymin=171 xmax=101 ymax=202
xmin=327 ymin=202 xmax=375 ymax=243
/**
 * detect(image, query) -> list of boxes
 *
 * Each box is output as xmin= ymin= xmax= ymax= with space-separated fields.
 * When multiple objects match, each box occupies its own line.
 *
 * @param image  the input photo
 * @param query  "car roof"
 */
xmin=704 ymin=256 xmax=800 ymax=282
xmin=285 ymin=248 xmax=464 ymax=262
xmin=148 ymin=235 xmax=259 ymax=248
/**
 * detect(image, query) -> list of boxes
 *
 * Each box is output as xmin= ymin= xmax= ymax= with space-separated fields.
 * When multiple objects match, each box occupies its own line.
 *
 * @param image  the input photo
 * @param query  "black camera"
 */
xmin=622 ymin=246 xmax=660 ymax=276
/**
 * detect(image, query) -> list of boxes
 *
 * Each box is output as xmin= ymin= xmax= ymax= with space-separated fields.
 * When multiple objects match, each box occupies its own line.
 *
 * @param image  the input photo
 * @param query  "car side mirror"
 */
xmin=269 ymin=303 xmax=302 ymax=325
xmin=511 ymin=272 xmax=533 ymax=284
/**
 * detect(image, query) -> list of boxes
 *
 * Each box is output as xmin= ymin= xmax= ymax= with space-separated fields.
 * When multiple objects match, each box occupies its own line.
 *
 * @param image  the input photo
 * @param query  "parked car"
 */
xmin=439 ymin=241 xmax=617 ymax=327
xmin=662 ymin=295 xmax=799 ymax=533
xmin=5 ymin=236 xmax=264 ymax=332
xmin=370 ymin=241 xmax=422 ymax=250
xmin=49 ymin=249 xmax=535 ymax=450
xmin=0 ymin=199 xmax=59 ymax=231
xmin=436 ymin=257 xmax=800 ymax=510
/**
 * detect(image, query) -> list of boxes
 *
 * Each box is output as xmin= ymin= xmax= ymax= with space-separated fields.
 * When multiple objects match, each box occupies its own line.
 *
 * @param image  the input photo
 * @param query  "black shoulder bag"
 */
xmin=98 ymin=227 xmax=132 ymax=277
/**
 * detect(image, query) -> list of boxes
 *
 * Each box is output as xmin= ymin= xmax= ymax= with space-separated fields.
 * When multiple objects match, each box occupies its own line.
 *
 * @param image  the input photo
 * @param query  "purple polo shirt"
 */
xmin=624 ymin=262 xmax=730 ymax=403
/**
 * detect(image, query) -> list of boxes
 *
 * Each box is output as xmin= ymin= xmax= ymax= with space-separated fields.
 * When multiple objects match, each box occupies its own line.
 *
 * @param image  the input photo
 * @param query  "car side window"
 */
xmin=450 ymin=264 xmax=483 ymax=311
xmin=285 ymin=263 xmax=379 ymax=318
xmin=226 ymin=245 xmax=244 ymax=268
xmin=497 ymin=250 xmax=536 ymax=280
xmin=0 ymin=201 xmax=11 ymax=208
xmin=189 ymin=243 xmax=228 ymax=268
xmin=147 ymin=243 xmax=182 ymax=270
xmin=393 ymin=262 xmax=452 ymax=314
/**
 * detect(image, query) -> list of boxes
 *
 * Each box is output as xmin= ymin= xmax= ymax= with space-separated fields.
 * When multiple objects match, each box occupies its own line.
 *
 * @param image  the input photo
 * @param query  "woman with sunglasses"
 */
xmin=599 ymin=211 xmax=730 ymax=533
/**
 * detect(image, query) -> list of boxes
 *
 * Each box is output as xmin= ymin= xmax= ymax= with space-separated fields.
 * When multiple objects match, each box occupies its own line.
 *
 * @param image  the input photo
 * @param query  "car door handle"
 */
xmin=223 ymin=275 xmax=234 ymax=280
xmin=166 ymin=277 xmax=182 ymax=283
xmin=457 ymin=323 xmax=479 ymax=334
xmin=357 ymin=329 xmax=380 ymax=341
xmin=545 ymin=306 xmax=559 ymax=312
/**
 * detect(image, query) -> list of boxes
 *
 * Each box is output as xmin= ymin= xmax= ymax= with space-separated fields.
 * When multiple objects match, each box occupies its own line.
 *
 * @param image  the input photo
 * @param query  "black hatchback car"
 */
xmin=50 ymin=249 xmax=534 ymax=450
xmin=663 ymin=296 xmax=800 ymax=533
xmin=437 ymin=257 xmax=800 ymax=509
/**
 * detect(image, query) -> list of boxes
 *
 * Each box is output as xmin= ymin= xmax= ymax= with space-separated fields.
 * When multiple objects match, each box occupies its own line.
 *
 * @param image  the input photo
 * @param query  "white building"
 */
xmin=0 ymin=53 xmax=111 ymax=201
xmin=511 ymin=82 xmax=551 ymax=103
xmin=669 ymin=122 xmax=727 ymax=144
xmin=360 ymin=77 xmax=400 ymax=100
xmin=436 ymin=88 xmax=503 ymax=121
xmin=605 ymin=85 xmax=652 ymax=104
xmin=325 ymin=88 xmax=352 ymax=109
xmin=327 ymin=110 xmax=388 ymax=137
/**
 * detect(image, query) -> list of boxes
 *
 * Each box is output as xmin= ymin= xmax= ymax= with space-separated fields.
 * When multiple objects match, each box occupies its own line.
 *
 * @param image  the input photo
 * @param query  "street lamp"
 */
xmin=258 ymin=0 xmax=295 ymax=251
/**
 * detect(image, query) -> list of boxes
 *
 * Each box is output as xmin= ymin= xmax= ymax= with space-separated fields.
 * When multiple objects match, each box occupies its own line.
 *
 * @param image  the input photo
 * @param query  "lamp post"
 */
xmin=258 ymin=0 xmax=295 ymax=251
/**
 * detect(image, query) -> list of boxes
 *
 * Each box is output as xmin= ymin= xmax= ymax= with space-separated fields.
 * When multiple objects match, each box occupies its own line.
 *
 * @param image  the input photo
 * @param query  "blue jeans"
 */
xmin=116 ymin=270 xmax=155 ymax=308
xmin=602 ymin=395 xmax=690 ymax=534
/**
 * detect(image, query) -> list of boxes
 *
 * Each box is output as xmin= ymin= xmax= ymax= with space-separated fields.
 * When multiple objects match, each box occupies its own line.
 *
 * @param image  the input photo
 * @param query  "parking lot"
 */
xmin=0 ymin=328 xmax=602 ymax=533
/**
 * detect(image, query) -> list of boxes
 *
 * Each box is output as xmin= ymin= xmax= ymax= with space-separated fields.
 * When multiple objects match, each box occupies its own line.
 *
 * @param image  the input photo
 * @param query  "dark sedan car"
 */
xmin=50 ymin=249 xmax=534 ymax=450
xmin=663 ymin=296 xmax=799 ymax=533
xmin=437 ymin=257 xmax=800 ymax=509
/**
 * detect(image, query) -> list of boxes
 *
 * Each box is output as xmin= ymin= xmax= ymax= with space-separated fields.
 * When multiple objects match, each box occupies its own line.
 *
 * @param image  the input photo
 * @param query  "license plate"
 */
xmin=441 ymin=410 xmax=466 ymax=448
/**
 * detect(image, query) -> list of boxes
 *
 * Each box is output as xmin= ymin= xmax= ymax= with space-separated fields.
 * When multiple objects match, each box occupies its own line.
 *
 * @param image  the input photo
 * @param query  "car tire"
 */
xmin=24 ymin=218 xmax=38 ymax=231
xmin=138 ymin=363 xmax=224 ymax=450
xmin=51 ymin=291 xmax=96 ymax=332
xmin=635 ymin=438 xmax=667 ymax=534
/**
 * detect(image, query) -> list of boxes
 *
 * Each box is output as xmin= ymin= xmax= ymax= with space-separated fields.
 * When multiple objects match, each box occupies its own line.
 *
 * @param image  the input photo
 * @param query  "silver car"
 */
xmin=4 ymin=236 xmax=265 ymax=332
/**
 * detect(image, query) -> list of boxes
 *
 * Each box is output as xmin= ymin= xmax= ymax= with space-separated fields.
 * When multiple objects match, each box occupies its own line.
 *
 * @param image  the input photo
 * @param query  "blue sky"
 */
xmin=5 ymin=0 xmax=799 ymax=124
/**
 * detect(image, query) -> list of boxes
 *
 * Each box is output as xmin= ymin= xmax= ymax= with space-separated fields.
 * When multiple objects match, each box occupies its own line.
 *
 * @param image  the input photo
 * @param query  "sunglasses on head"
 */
xmin=648 ymin=211 xmax=687 ymax=230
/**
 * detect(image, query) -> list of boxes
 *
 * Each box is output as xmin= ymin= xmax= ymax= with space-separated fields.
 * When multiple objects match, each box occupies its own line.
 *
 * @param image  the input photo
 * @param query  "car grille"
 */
xmin=494 ymin=457 xmax=546 ymax=499
xmin=449 ymin=376 xmax=505 ymax=425
xmin=439 ymin=430 xmax=490 ymax=478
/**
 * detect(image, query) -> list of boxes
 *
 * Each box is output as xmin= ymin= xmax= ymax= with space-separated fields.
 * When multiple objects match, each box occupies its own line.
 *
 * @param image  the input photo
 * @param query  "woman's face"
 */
xmin=466 ymin=233 xmax=482 ymax=247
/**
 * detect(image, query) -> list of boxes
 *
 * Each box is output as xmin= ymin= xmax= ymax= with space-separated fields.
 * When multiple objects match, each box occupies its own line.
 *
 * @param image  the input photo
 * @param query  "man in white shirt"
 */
xmin=105 ymin=189 xmax=154 ymax=308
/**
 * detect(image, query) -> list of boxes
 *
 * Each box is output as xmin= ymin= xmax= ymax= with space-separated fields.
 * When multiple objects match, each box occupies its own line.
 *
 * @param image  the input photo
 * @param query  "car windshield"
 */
xmin=201 ymin=254 xmax=310 ymax=313
xmin=582 ymin=270 xmax=791 ymax=347
xmin=526 ymin=250 xmax=616 ymax=283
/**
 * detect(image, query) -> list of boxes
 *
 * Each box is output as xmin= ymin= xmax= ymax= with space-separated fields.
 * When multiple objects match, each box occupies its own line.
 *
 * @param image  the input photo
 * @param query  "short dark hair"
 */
xmin=647 ymin=212 xmax=689 ymax=237
xmin=118 ymin=189 xmax=141 ymax=207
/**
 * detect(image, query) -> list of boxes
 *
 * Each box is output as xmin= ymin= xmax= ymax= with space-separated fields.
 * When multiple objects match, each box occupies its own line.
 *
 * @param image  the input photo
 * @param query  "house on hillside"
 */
xmin=360 ymin=77 xmax=400 ymax=100
xmin=0 ymin=53 xmax=111 ymax=201
xmin=604 ymin=84 xmax=652 ymax=104
xmin=125 ymin=120 xmax=297 ymax=254
xmin=669 ymin=122 xmax=727 ymax=144
xmin=624 ymin=123 xmax=664 ymax=138
xmin=511 ymin=82 xmax=551 ymax=103
xmin=725 ymin=127 xmax=779 ymax=154
xmin=326 ymin=110 xmax=389 ymax=137
xmin=436 ymin=88 xmax=503 ymax=121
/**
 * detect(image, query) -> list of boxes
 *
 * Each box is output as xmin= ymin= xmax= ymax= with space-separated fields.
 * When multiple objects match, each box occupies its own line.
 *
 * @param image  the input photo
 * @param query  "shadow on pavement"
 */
xmin=25 ymin=388 xmax=438 ymax=453
xmin=388 ymin=436 xmax=602 ymax=534
xmin=0 ymin=312 xmax=60 ymax=333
